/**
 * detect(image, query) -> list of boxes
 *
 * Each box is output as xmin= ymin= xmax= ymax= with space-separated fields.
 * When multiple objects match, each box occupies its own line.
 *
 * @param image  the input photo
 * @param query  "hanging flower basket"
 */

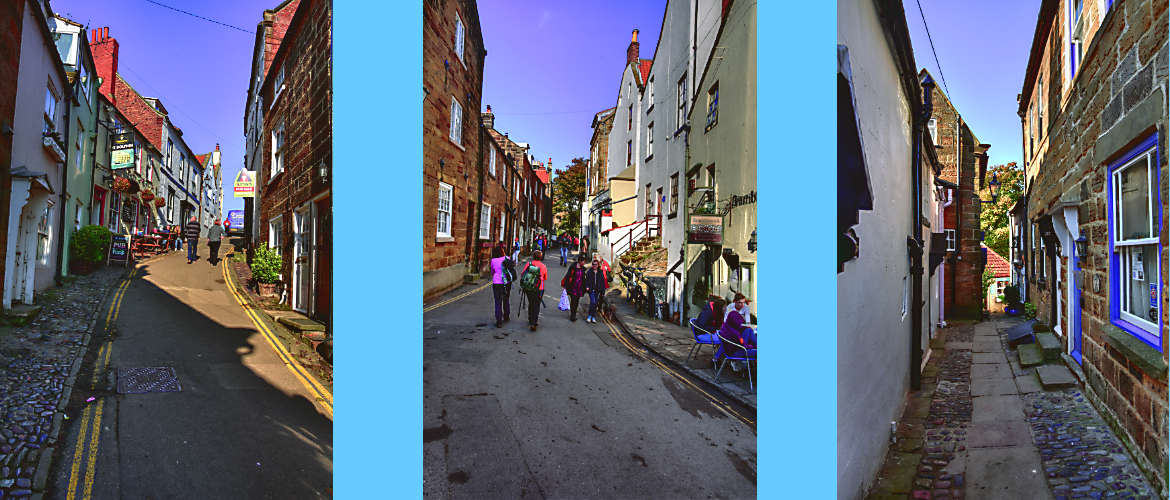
xmin=140 ymin=191 xmax=155 ymax=202
xmin=112 ymin=177 xmax=132 ymax=193
xmin=154 ymin=197 xmax=166 ymax=208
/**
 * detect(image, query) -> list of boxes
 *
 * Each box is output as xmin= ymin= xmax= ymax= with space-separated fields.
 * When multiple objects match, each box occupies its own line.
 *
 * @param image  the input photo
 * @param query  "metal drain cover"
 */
xmin=117 ymin=367 xmax=182 ymax=394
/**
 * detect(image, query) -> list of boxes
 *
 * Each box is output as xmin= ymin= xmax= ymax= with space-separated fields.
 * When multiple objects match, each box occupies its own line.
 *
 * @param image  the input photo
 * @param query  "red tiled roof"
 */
xmin=983 ymin=244 xmax=1011 ymax=278
xmin=638 ymin=59 xmax=652 ymax=84
xmin=534 ymin=169 xmax=550 ymax=184
xmin=195 ymin=154 xmax=207 ymax=165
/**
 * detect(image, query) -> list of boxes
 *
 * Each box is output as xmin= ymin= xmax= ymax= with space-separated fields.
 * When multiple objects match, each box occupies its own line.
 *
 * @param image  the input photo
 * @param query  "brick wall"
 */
xmin=423 ymin=0 xmax=485 ymax=300
xmin=0 ymin=0 xmax=24 ymax=279
xmin=1025 ymin=0 xmax=1168 ymax=487
xmin=256 ymin=0 xmax=332 ymax=320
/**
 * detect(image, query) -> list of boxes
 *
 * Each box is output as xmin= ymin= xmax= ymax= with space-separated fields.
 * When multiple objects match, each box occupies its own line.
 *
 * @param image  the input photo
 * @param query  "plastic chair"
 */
xmin=715 ymin=329 xmax=757 ymax=393
xmin=687 ymin=318 xmax=722 ymax=365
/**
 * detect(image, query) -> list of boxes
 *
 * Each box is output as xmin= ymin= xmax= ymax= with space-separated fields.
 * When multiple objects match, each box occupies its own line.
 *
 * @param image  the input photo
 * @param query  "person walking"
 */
xmin=206 ymin=219 xmax=224 ymax=265
xmin=184 ymin=215 xmax=201 ymax=263
xmin=519 ymin=250 xmax=548 ymax=330
xmin=583 ymin=256 xmax=607 ymax=323
xmin=559 ymin=232 xmax=570 ymax=266
xmin=560 ymin=257 xmax=587 ymax=321
xmin=489 ymin=246 xmax=513 ymax=328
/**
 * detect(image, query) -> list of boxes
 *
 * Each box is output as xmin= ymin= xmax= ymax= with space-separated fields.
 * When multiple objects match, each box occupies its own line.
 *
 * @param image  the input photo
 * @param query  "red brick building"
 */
xmin=1016 ymin=0 xmax=1168 ymax=488
xmin=256 ymin=0 xmax=332 ymax=321
xmin=423 ymin=0 xmax=485 ymax=301
xmin=0 ymin=0 xmax=27 ymax=283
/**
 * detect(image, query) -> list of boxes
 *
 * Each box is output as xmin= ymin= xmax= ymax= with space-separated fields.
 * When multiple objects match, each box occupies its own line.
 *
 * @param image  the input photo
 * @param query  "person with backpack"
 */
xmin=560 ymin=257 xmax=587 ymax=322
xmin=490 ymin=246 xmax=514 ymax=328
xmin=583 ymin=255 xmax=608 ymax=323
xmin=519 ymin=250 xmax=548 ymax=330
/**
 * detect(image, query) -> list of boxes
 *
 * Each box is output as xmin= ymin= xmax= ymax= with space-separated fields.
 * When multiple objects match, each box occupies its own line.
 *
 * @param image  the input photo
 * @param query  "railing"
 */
xmin=610 ymin=214 xmax=661 ymax=261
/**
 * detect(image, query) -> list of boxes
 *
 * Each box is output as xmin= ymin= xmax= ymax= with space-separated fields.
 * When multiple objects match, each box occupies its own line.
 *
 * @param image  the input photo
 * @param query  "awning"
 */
xmin=10 ymin=166 xmax=54 ymax=193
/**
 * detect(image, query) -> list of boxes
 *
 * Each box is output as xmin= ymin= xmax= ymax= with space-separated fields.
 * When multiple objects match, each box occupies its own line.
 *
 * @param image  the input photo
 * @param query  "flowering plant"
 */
xmin=112 ymin=177 xmax=131 ymax=193
xmin=154 ymin=197 xmax=166 ymax=208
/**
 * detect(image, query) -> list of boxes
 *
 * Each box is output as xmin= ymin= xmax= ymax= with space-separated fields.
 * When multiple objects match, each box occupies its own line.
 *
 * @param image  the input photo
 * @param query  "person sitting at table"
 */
xmin=717 ymin=293 xmax=755 ymax=372
xmin=695 ymin=296 xmax=725 ymax=333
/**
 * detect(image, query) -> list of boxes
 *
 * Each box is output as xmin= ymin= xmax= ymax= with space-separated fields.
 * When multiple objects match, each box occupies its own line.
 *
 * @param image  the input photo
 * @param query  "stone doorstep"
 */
xmin=3 ymin=304 xmax=44 ymax=325
xmin=276 ymin=315 xmax=327 ymax=334
xmin=1017 ymin=344 xmax=1045 ymax=367
xmin=1035 ymin=333 xmax=1062 ymax=360
xmin=1035 ymin=364 xmax=1077 ymax=390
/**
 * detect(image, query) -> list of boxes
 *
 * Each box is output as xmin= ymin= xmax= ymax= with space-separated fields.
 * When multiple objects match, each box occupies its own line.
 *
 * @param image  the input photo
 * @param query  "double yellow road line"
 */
xmin=66 ymin=270 xmax=132 ymax=500
xmin=423 ymin=281 xmax=492 ymax=313
xmin=598 ymin=314 xmax=755 ymax=428
xmin=221 ymin=261 xmax=334 ymax=419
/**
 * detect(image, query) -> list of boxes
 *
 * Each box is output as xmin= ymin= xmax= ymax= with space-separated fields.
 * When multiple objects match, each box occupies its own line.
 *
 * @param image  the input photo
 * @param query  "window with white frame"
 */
xmin=927 ymin=118 xmax=937 ymax=144
xmin=1108 ymin=134 xmax=1161 ymax=347
xmin=489 ymin=148 xmax=496 ymax=176
xmin=479 ymin=203 xmax=491 ymax=239
xmin=676 ymin=74 xmax=687 ymax=130
xmin=669 ymin=174 xmax=678 ymax=216
xmin=1070 ymin=0 xmax=1086 ymax=79
xmin=78 ymin=60 xmax=90 ymax=101
xmin=166 ymin=139 xmax=173 ymax=169
xmin=944 ymin=229 xmax=956 ymax=251
xmin=437 ymin=182 xmax=452 ymax=238
xmin=1038 ymin=77 xmax=1045 ymax=138
xmin=454 ymin=12 xmax=465 ymax=63
xmin=44 ymin=84 xmax=58 ymax=134
xmin=500 ymin=213 xmax=506 ymax=242
xmin=646 ymin=122 xmax=653 ymax=159
xmin=706 ymin=82 xmax=718 ymax=130
xmin=37 ymin=201 xmax=53 ymax=265
xmin=626 ymin=140 xmax=632 ymax=166
xmin=647 ymin=77 xmax=654 ymax=111
xmin=272 ymin=122 xmax=285 ymax=177
xmin=627 ymin=104 xmax=632 ymax=131
xmin=269 ymin=216 xmax=283 ymax=253
xmin=449 ymin=97 xmax=463 ymax=146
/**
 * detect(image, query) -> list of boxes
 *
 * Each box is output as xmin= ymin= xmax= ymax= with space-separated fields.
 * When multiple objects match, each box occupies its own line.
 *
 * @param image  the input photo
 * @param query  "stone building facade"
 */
xmin=922 ymin=71 xmax=990 ymax=320
xmin=423 ymin=0 xmax=485 ymax=301
xmin=584 ymin=107 xmax=615 ymax=253
xmin=256 ymin=0 xmax=332 ymax=321
xmin=1016 ymin=0 xmax=1168 ymax=490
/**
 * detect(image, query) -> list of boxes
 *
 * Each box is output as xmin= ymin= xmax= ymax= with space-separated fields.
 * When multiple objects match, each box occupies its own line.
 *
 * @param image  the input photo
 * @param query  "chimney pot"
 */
xmin=632 ymin=29 xmax=638 ymax=42
xmin=103 ymin=27 xmax=108 ymax=40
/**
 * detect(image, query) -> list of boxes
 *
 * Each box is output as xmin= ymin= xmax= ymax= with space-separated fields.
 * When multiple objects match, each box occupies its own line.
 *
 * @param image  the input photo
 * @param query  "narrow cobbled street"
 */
xmin=868 ymin=315 xmax=1157 ymax=499
xmin=423 ymin=256 xmax=756 ymax=499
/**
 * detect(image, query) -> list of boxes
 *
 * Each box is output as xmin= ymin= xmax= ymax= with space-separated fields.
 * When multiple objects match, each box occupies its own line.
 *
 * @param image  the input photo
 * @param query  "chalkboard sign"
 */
xmin=109 ymin=234 xmax=130 ymax=267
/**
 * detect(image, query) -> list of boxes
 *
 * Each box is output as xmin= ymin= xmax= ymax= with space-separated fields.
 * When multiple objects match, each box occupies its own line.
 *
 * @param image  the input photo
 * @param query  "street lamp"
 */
xmin=979 ymin=173 xmax=1000 ymax=204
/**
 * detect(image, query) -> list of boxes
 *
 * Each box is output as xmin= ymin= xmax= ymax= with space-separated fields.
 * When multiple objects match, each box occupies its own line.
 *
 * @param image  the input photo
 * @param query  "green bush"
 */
xmin=1024 ymin=302 xmax=1037 ymax=320
xmin=1003 ymin=284 xmax=1021 ymax=307
xmin=250 ymin=246 xmax=283 ymax=284
xmin=69 ymin=225 xmax=113 ymax=264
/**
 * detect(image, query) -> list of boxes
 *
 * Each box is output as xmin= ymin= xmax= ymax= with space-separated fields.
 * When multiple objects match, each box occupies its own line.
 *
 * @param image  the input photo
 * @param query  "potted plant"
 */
xmin=140 ymin=190 xmax=155 ymax=202
xmin=68 ymin=225 xmax=113 ymax=275
xmin=250 ymin=245 xmax=283 ymax=297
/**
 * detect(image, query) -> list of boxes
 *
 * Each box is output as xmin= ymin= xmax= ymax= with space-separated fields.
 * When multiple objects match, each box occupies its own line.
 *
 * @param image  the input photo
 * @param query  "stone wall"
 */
xmin=1025 ymin=0 xmax=1168 ymax=488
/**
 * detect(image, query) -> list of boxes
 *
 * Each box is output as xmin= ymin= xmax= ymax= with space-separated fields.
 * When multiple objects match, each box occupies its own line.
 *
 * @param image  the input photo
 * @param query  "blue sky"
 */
xmin=52 ymin=0 xmax=271 ymax=214
xmin=478 ymin=0 xmax=666 ymax=175
xmin=904 ymin=0 xmax=1042 ymax=168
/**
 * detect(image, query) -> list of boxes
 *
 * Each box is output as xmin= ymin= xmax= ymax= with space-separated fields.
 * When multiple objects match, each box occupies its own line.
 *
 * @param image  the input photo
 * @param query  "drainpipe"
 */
xmin=909 ymin=78 xmax=936 ymax=391
xmin=940 ymin=188 xmax=953 ymax=326
xmin=471 ymin=115 xmax=486 ymax=276
xmin=55 ymin=87 xmax=74 ymax=284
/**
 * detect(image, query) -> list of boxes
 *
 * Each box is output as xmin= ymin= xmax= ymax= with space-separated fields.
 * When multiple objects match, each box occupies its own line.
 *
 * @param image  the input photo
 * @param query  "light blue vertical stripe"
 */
xmin=759 ymin=0 xmax=836 ymax=496
xmin=335 ymin=0 xmax=423 ymax=497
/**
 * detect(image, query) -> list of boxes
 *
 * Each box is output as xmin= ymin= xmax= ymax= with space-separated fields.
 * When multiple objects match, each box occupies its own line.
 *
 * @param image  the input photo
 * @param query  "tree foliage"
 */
xmin=979 ymin=162 xmax=1024 ymax=259
xmin=552 ymin=157 xmax=587 ymax=236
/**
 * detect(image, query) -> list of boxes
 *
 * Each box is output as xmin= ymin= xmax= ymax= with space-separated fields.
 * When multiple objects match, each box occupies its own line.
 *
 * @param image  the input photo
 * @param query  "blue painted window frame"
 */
xmin=1106 ymin=132 xmax=1163 ymax=351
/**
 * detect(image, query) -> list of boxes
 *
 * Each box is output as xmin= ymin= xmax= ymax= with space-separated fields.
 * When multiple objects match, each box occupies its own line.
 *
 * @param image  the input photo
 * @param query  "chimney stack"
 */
xmin=483 ymin=104 xmax=494 ymax=129
xmin=626 ymin=29 xmax=640 ymax=67
xmin=89 ymin=27 xmax=119 ymax=103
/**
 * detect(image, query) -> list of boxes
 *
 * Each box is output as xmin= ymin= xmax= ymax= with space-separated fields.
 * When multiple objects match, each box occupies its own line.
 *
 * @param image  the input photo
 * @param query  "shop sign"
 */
xmin=111 ymin=133 xmax=135 ymax=169
xmin=689 ymin=214 xmax=723 ymax=244
xmin=233 ymin=170 xmax=256 ymax=198
xmin=109 ymin=234 xmax=130 ymax=267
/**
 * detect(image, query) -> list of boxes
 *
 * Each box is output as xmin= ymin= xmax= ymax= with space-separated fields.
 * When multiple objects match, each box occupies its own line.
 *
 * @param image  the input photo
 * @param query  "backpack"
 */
xmin=520 ymin=263 xmax=541 ymax=292
xmin=502 ymin=257 xmax=516 ymax=284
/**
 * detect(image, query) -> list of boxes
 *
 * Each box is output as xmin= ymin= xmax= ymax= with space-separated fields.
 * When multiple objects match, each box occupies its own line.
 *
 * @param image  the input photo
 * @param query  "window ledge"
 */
xmin=1105 ymin=325 xmax=1167 ymax=380
xmin=449 ymin=137 xmax=465 ymax=151
xmin=436 ymin=235 xmax=455 ymax=243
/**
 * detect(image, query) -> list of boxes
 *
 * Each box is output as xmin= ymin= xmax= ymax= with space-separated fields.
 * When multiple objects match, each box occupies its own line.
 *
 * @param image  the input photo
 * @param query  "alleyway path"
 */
xmin=48 ymin=249 xmax=333 ymax=498
xmin=423 ymin=259 xmax=757 ymax=499
xmin=868 ymin=316 xmax=1157 ymax=499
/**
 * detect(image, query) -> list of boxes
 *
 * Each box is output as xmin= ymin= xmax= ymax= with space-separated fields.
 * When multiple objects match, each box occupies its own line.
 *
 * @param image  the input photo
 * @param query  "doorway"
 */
xmin=292 ymin=205 xmax=312 ymax=313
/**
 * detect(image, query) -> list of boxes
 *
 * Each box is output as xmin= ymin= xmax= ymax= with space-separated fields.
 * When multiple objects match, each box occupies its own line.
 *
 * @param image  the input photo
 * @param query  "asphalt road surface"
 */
xmin=49 ymin=246 xmax=332 ymax=499
xmin=424 ymin=264 xmax=757 ymax=499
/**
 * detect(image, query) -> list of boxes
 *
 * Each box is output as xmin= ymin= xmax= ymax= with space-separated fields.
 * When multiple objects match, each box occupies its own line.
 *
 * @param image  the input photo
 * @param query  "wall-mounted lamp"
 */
xmin=1074 ymin=235 xmax=1088 ymax=258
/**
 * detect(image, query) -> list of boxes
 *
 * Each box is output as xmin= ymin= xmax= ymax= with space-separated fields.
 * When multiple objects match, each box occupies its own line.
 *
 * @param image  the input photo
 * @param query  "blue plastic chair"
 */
xmin=687 ymin=318 xmax=722 ymax=365
xmin=715 ymin=329 xmax=757 ymax=393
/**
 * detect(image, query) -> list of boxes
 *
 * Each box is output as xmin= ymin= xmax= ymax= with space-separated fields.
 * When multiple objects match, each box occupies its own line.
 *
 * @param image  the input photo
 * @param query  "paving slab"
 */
xmin=968 ymin=419 xmax=1033 ymax=448
xmin=1014 ymin=373 xmax=1043 ymax=394
xmin=973 ymin=322 xmax=1000 ymax=338
xmin=972 ymin=395 xmax=1026 ymax=423
xmin=973 ymin=339 xmax=1002 ymax=353
xmin=972 ymin=352 xmax=1004 ymax=364
xmin=971 ymin=363 xmax=1013 ymax=380
xmin=965 ymin=447 xmax=1053 ymax=499
xmin=1036 ymin=365 xmax=1077 ymax=389
xmin=945 ymin=341 xmax=972 ymax=351
xmin=971 ymin=377 xmax=1019 ymax=397
xmin=1017 ymin=344 xmax=1044 ymax=367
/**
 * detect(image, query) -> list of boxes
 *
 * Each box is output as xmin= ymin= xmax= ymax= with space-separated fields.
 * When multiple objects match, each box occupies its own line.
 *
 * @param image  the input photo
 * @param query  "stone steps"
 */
xmin=1036 ymin=364 xmax=1077 ymax=389
xmin=1035 ymin=332 xmax=1062 ymax=361
xmin=1018 ymin=344 xmax=1045 ymax=367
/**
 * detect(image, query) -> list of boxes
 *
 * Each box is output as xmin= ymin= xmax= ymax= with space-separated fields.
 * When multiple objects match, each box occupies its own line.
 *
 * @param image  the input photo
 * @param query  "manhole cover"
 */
xmin=117 ymin=367 xmax=182 ymax=394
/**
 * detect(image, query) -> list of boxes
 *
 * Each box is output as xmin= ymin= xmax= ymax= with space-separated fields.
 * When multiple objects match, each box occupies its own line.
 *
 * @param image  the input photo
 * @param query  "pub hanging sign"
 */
xmin=689 ymin=214 xmax=723 ymax=244
xmin=110 ymin=133 xmax=135 ymax=170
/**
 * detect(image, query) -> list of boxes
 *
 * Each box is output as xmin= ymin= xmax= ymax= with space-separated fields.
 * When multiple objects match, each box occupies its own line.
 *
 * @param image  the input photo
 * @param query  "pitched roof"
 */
xmin=983 ymin=244 xmax=1011 ymax=278
xmin=638 ymin=59 xmax=652 ymax=84
xmin=534 ymin=168 xmax=550 ymax=184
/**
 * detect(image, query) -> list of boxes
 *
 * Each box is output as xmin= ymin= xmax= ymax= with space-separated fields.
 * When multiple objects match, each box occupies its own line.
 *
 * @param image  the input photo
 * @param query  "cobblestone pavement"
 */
xmin=1024 ymin=389 xmax=1157 ymax=499
xmin=0 ymin=267 xmax=123 ymax=497
xmin=914 ymin=349 xmax=971 ymax=499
